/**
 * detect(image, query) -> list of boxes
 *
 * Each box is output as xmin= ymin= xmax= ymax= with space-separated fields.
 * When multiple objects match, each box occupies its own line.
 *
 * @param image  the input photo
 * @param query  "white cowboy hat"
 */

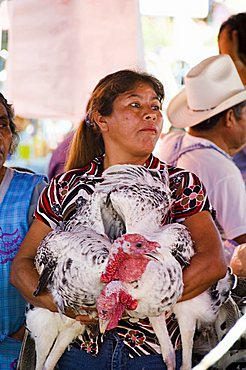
xmin=167 ymin=55 xmax=246 ymax=128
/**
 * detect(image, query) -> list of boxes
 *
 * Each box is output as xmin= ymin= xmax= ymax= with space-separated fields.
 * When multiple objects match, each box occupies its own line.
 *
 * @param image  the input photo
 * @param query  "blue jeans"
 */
xmin=57 ymin=333 xmax=182 ymax=370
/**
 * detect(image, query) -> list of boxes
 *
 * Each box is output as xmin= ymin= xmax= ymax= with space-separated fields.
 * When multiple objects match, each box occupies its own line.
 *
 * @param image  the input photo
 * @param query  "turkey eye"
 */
xmin=136 ymin=243 xmax=142 ymax=248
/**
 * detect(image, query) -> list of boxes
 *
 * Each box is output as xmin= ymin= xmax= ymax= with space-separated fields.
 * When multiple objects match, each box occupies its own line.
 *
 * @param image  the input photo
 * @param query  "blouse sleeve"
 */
xmin=28 ymin=179 xmax=48 ymax=226
xmin=34 ymin=175 xmax=64 ymax=229
xmin=168 ymin=167 xmax=212 ymax=223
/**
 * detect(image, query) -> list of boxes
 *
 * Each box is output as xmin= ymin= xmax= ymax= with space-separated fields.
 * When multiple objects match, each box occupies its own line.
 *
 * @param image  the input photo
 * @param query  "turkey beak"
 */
xmin=99 ymin=318 xmax=110 ymax=334
xmin=144 ymin=250 xmax=163 ymax=263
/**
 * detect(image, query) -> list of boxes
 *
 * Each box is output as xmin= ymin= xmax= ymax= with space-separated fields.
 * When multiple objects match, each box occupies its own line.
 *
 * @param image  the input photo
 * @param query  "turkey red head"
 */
xmin=100 ymin=233 xmax=161 ymax=284
xmin=97 ymin=280 xmax=138 ymax=333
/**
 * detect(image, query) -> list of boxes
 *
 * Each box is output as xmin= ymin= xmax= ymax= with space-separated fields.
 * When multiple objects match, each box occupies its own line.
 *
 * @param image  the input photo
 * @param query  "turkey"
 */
xmin=26 ymin=227 xmax=112 ymax=370
xmin=96 ymin=231 xmax=236 ymax=370
xmin=97 ymin=231 xmax=187 ymax=369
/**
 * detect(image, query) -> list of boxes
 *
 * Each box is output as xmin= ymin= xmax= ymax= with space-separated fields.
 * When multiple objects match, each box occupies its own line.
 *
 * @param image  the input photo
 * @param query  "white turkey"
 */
xmin=26 ymin=227 xmax=112 ymax=370
xmin=97 ymin=230 xmax=188 ymax=370
xmin=96 ymin=230 xmax=236 ymax=370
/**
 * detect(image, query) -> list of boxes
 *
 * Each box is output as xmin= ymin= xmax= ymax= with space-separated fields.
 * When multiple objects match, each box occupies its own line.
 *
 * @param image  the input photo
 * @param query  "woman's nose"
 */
xmin=143 ymin=111 xmax=157 ymax=121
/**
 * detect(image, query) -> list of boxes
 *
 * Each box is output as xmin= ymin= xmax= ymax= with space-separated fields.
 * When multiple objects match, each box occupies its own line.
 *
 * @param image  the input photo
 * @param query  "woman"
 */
xmin=218 ymin=12 xmax=246 ymax=86
xmin=10 ymin=70 xmax=227 ymax=370
xmin=218 ymin=12 xmax=246 ymax=185
xmin=0 ymin=93 xmax=47 ymax=369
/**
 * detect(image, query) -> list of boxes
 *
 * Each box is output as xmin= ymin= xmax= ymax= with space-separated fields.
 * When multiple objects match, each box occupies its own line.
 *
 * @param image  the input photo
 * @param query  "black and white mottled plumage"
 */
xmin=34 ymin=229 xmax=111 ymax=311
xmin=27 ymin=227 xmax=112 ymax=370
xmin=67 ymin=164 xmax=192 ymax=266
xmin=93 ymin=164 xmax=172 ymax=237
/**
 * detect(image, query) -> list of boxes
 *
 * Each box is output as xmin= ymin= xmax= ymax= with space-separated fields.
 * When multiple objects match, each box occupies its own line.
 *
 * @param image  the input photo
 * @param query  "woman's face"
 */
xmin=98 ymin=82 xmax=163 ymax=164
xmin=0 ymin=103 xmax=12 ymax=168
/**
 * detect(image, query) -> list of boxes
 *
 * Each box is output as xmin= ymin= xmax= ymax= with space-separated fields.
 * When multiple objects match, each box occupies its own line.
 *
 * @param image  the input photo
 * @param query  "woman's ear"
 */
xmin=93 ymin=112 xmax=109 ymax=132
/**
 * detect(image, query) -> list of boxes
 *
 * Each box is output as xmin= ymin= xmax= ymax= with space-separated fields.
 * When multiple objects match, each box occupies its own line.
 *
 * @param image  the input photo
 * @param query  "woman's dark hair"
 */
xmin=0 ymin=93 xmax=19 ymax=154
xmin=218 ymin=12 xmax=246 ymax=64
xmin=191 ymin=100 xmax=246 ymax=132
xmin=65 ymin=69 xmax=164 ymax=170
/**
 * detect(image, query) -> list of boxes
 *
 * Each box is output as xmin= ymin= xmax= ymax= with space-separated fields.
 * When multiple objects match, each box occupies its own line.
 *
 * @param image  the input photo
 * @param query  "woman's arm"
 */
xmin=11 ymin=218 xmax=98 ymax=324
xmin=180 ymin=210 xmax=227 ymax=301
xmin=10 ymin=218 xmax=57 ymax=311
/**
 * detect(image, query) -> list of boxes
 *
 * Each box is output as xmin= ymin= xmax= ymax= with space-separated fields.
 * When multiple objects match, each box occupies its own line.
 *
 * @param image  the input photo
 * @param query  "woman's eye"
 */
xmin=152 ymin=105 xmax=161 ymax=111
xmin=130 ymin=102 xmax=140 ymax=108
xmin=0 ymin=117 xmax=10 ymax=129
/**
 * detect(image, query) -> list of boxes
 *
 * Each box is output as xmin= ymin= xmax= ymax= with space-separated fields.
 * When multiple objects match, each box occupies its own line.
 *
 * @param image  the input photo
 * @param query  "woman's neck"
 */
xmin=103 ymin=154 xmax=149 ymax=170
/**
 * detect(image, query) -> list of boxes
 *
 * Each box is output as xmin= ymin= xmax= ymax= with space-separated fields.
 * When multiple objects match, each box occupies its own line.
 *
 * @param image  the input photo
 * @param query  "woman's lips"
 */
xmin=140 ymin=126 xmax=157 ymax=133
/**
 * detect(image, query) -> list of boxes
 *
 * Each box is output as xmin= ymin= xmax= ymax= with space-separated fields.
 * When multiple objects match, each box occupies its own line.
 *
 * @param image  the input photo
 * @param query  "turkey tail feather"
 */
xmin=33 ymin=267 xmax=54 ymax=297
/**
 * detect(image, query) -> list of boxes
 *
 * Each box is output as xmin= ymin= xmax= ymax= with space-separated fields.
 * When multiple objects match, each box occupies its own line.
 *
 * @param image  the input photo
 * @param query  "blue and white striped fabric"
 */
xmin=0 ymin=168 xmax=47 ymax=369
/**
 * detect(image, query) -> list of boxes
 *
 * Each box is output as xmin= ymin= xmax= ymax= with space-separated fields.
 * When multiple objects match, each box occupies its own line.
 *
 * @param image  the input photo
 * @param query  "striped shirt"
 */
xmin=35 ymin=154 xmax=210 ymax=357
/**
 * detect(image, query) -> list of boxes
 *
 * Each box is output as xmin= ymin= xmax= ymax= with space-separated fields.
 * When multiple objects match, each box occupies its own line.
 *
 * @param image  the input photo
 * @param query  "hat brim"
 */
xmin=167 ymin=88 xmax=246 ymax=128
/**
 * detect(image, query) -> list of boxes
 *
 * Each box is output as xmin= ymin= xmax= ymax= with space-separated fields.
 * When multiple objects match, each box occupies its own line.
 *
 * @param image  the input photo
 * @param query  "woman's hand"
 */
xmin=230 ymin=244 xmax=246 ymax=277
xmin=65 ymin=306 xmax=98 ymax=325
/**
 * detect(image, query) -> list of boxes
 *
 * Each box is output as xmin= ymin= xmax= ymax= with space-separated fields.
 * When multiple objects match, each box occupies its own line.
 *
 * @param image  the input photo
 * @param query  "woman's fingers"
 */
xmin=76 ymin=306 xmax=98 ymax=325
xmin=64 ymin=305 xmax=98 ymax=324
xmin=79 ymin=305 xmax=97 ymax=312
xmin=75 ymin=314 xmax=98 ymax=325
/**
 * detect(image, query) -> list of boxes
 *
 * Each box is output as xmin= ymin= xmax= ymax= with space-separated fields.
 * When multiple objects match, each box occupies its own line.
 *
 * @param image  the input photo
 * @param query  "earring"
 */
xmin=85 ymin=113 xmax=94 ymax=128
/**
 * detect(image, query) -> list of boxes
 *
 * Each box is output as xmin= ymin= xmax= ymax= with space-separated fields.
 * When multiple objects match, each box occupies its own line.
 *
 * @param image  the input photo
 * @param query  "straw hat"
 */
xmin=167 ymin=55 xmax=246 ymax=128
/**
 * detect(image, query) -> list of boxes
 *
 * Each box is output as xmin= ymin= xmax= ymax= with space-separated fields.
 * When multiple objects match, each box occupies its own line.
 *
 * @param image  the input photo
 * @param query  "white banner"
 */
xmin=5 ymin=0 xmax=144 ymax=123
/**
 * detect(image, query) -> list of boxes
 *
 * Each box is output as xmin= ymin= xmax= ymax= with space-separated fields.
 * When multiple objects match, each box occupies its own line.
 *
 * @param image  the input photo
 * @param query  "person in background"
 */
xmin=47 ymin=131 xmax=74 ymax=180
xmin=157 ymin=55 xmax=246 ymax=275
xmin=0 ymin=93 xmax=47 ymax=369
xmin=10 ymin=69 xmax=226 ymax=370
xmin=218 ymin=12 xmax=246 ymax=85
xmin=218 ymin=12 xmax=246 ymax=184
